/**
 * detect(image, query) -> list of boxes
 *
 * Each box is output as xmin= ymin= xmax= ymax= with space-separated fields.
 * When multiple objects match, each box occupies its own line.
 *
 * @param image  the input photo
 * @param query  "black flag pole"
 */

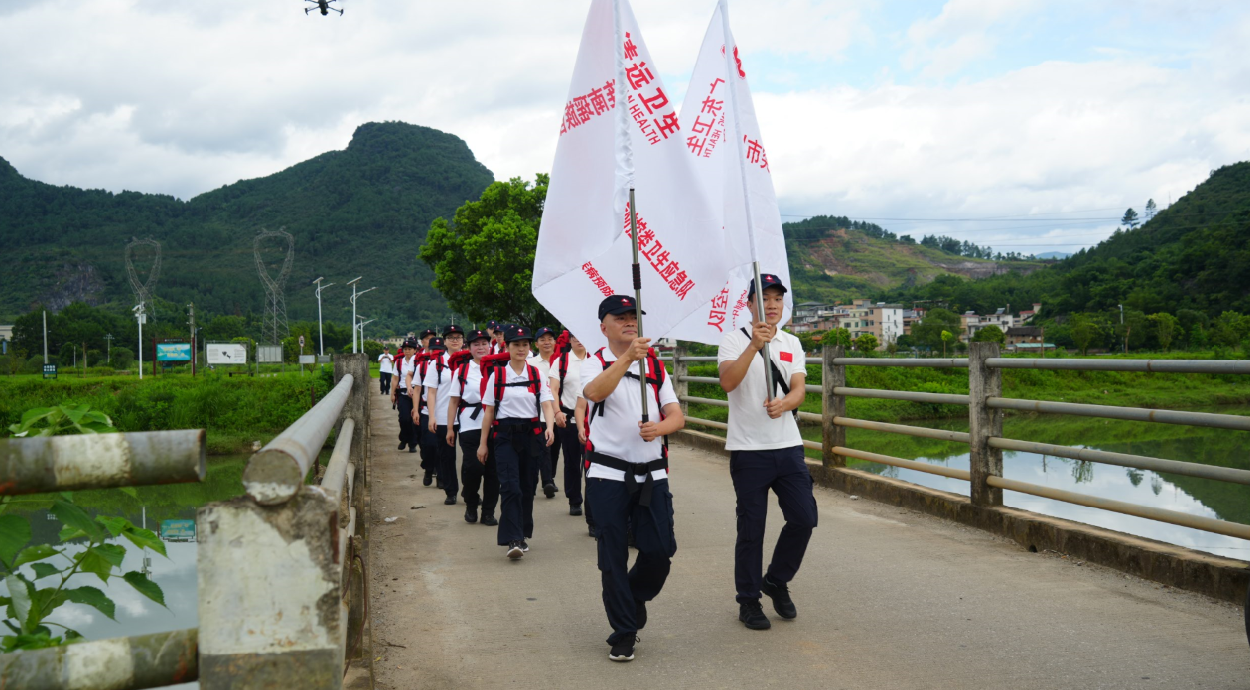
xmin=628 ymin=187 xmax=650 ymax=423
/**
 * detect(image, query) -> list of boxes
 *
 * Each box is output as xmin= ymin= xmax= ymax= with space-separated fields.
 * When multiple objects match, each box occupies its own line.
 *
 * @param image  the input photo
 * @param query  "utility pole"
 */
xmin=1118 ymin=304 xmax=1125 ymax=354
xmin=105 ymin=333 xmax=114 ymax=364
xmin=347 ymin=278 xmax=375 ymax=354
xmin=358 ymin=318 xmax=376 ymax=350
xmin=42 ymin=310 xmax=48 ymax=365
xmin=135 ymin=301 xmax=146 ymax=380
xmin=188 ymin=303 xmax=196 ymax=376
xmin=313 ymin=277 xmax=333 ymax=358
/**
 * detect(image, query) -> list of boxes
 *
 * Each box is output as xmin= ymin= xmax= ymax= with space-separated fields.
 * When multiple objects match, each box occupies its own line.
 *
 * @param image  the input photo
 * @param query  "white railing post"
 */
xmin=823 ymin=345 xmax=846 ymax=468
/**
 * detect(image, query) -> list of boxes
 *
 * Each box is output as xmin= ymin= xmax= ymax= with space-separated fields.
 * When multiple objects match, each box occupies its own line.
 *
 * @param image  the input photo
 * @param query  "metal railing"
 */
xmin=0 ymin=354 xmax=371 ymax=690
xmin=673 ymin=343 xmax=1250 ymax=542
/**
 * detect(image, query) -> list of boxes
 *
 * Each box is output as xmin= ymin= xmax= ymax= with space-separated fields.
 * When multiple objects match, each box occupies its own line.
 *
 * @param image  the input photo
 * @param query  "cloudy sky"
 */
xmin=3 ymin=0 xmax=1248 ymax=255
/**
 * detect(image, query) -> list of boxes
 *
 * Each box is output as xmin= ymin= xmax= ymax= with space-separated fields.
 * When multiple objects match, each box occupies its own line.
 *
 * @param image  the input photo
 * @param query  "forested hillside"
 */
xmin=0 ymin=122 xmax=494 ymax=332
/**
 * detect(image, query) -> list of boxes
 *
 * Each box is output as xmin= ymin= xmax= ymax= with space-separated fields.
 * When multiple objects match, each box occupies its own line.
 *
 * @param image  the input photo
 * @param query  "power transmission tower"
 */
xmin=254 ymin=228 xmax=295 ymax=346
xmin=125 ymin=237 xmax=162 ymax=317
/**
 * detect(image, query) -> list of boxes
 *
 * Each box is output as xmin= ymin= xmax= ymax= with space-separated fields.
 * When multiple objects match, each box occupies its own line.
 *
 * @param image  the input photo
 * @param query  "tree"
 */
xmin=971 ymin=324 xmax=1005 ymax=344
xmin=419 ymin=175 xmax=554 ymax=327
xmin=1149 ymin=312 xmax=1178 ymax=351
xmin=912 ymin=308 xmax=962 ymax=352
xmin=111 ymin=347 xmax=134 ymax=370
xmin=940 ymin=330 xmax=955 ymax=357
xmin=895 ymin=334 xmax=916 ymax=350
xmin=853 ymin=333 xmax=879 ymax=353
xmin=824 ymin=327 xmax=853 ymax=350
xmin=1121 ymin=208 xmax=1139 ymax=229
xmin=1069 ymin=313 xmax=1104 ymax=355
xmin=362 ymin=340 xmax=384 ymax=360
xmin=1144 ymin=198 xmax=1157 ymax=221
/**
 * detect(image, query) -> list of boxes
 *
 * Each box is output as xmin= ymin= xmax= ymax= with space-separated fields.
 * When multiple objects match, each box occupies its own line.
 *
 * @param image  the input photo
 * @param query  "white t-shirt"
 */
xmin=449 ymin=362 xmax=485 ymax=432
xmin=580 ymin=349 xmax=678 ymax=482
xmin=422 ymin=353 xmax=459 ymax=426
xmin=394 ymin=354 xmax=416 ymax=391
xmin=527 ymin=354 xmax=553 ymax=421
xmin=482 ymin=362 xmax=554 ymax=421
xmin=717 ymin=328 xmax=807 ymax=451
xmin=550 ymin=352 xmax=585 ymax=411
xmin=378 ymin=353 xmax=394 ymax=375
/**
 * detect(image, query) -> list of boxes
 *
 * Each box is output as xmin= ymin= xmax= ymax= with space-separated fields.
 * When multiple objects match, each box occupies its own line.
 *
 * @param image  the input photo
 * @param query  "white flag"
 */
xmin=532 ymin=0 xmax=726 ymax=352
xmin=666 ymin=0 xmax=792 ymax=345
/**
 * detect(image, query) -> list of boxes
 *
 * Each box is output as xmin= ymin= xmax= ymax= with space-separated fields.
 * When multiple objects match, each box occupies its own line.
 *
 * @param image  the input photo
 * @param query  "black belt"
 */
xmin=559 ymin=404 xmax=576 ymax=417
xmin=589 ymin=452 xmax=667 ymax=507
xmin=460 ymin=401 xmax=483 ymax=420
xmin=397 ymin=388 xmax=408 ymax=395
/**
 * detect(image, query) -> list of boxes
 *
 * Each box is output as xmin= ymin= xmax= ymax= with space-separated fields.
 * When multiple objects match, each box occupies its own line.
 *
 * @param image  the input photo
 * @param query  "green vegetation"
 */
xmin=0 ymin=373 xmax=332 ymax=454
xmin=0 ymin=122 xmax=495 ymax=334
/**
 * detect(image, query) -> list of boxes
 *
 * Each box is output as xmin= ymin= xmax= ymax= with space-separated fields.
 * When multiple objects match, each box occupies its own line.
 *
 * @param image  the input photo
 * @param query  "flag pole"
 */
xmin=628 ymin=187 xmax=650 ymax=422
xmin=719 ymin=0 xmax=775 ymax=400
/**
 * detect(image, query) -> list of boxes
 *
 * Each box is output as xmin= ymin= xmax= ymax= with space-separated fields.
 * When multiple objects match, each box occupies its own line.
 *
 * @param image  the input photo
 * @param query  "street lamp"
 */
xmin=357 ymin=318 xmax=376 ymax=350
xmin=104 ymin=334 xmax=114 ymax=364
xmin=347 ymin=277 xmax=375 ymax=354
xmin=1118 ymin=303 xmax=1125 ymax=354
xmin=313 ymin=277 xmax=334 ymax=357
xmin=133 ymin=302 xmax=146 ymax=380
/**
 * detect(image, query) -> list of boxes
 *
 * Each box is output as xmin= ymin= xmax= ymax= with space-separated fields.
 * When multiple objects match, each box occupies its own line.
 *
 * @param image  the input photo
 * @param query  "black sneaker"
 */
xmin=398 ymin=442 xmax=407 ymax=450
xmin=762 ymin=575 xmax=797 ymax=619
xmin=569 ymin=506 xmax=583 ymax=516
xmin=436 ymin=478 xmax=445 ymax=490
xmin=464 ymin=506 xmax=478 ymax=523
xmin=506 ymin=541 xmax=524 ymax=559
xmin=635 ymin=600 xmax=647 ymax=630
xmin=543 ymin=482 xmax=557 ymax=499
xmin=422 ymin=470 xmax=433 ymax=486
xmin=407 ymin=447 xmax=417 ymax=454
xmin=739 ymin=601 xmax=771 ymax=630
xmin=444 ymin=496 xmax=456 ymax=506
xmin=609 ymin=635 xmax=637 ymax=662
xmin=587 ymin=524 xmax=596 ymax=538
xmin=481 ymin=514 xmax=498 ymax=526
xmin=519 ymin=540 xmax=530 ymax=552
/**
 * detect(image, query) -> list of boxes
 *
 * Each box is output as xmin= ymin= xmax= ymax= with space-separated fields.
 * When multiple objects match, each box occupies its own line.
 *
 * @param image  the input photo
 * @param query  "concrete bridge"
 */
xmin=366 ymin=390 xmax=1249 ymax=690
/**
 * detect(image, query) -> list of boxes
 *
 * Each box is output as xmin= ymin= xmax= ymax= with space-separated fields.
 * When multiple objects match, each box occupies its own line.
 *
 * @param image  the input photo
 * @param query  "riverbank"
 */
xmin=0 ymin=371 xmax=334 ymax=454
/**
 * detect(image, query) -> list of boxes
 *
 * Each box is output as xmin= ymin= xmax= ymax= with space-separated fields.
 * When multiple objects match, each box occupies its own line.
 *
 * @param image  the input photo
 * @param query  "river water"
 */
xmin=801 ymin=408 xmax=1250 ymax=560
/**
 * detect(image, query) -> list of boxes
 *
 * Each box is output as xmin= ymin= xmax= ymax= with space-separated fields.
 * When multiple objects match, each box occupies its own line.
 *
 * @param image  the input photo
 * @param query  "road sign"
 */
xmin=257 ymin=345 xmax=283 ymax=363
xmin=207 ymin=343 xmax=247 ymax=365
xmin=299 ymin=335 xmax=305 ymax=348
xmin=42 ymin=364 xmax=57 ymax=379
xmin=317 ymin=355 xmax=332 ymax=363
xmin=299 ymin=354 xmax=316 ymax=364
xmin=156 ymin=342 xmax=192 ymax=361
xmin=159 ymin=519 xmax=196 ymax=541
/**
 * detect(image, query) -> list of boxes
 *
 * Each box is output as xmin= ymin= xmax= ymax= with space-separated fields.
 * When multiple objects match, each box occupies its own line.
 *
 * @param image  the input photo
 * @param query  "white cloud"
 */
xmin=903 ymin=0 xmax=1037 ymax=79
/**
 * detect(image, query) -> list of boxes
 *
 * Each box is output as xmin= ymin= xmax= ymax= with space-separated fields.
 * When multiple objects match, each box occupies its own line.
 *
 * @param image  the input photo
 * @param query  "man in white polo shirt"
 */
xmin=582 ymin=295 xmax=685 ymax=663
xmin=717 ymin=273 xmax=817 ymax=632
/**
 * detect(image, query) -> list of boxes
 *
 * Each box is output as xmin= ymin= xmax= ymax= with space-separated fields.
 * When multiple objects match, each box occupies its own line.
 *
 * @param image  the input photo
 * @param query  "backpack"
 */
xmin=455 ymin=361 xmax=484 ymax=421
xmin=585 ymin=347 xmax=668 ymax=461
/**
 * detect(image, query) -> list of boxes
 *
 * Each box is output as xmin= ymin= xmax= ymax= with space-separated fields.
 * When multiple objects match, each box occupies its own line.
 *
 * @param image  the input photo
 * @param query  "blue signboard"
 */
xmin=159 ymin=519 xmax=196 ymax=541
xmin=43 ymin=363 xmax=57 ymax=379
xmin=156 ymin=343 xmax=192 ymax=362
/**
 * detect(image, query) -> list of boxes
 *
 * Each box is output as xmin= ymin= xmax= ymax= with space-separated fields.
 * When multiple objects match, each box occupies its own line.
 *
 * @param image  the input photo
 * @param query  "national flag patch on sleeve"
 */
xmin=779 ymin=351 xmax=793 ymax=363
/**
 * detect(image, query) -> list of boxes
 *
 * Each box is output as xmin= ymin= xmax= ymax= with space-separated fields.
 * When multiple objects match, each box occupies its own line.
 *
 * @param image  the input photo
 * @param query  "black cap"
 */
xmin=503 ymin=325 xmax=532 ymax=343
xmin=420 ymin=328 xmax=437 ymax=339
xmin=427 ymin=337 xmax=447 ymax=352
xmin=465 ymin=329 xmax=490 ymax=344
xmin=598 ymin=295 xmax=645 ymax=321
xmin=401 ymin=338 xmax=419 ymax=349
xmin=487 ymin=320 xmax=499 ymax=330
xmin=747 ymin=274 xmax=787 ymax=299
xmin=442 ymin=324 xmax=465 ymax=337
xmin=533 ymin=326 xmax=556 ymax=340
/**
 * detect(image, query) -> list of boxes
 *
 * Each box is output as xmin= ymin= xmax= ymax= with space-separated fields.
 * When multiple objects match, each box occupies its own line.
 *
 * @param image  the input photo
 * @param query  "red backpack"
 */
xmin=584 ymin=347 xmax=669 ymax=461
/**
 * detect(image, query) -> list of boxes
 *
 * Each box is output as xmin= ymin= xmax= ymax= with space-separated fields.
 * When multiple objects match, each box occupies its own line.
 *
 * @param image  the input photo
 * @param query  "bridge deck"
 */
xmin=366 ymin=392 xmax=1247 ymax=689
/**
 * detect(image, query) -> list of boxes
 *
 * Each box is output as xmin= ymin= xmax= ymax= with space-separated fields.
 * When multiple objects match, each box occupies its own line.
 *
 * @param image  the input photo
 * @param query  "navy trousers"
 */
xmin=436 ymin=425 xmax=458 ymax=499
xmin=396 ymin=394 xmax=417 ymax=450
xmin=379 ymin=372 xmax=392 ymax=394
xmin=730 ymin=446 xmax=818 ymax=604
xmin=458 ymin=430 xmax=498 ymax=515
xmin=556 ymin=423 xmax=584 ymax=507
xmin=587 ymin=476 xmax=676 ymax=646
xmin=494 ymin=424 xmax=542 ymax=545
xmin=418 ymin=409 xmax=437 ymax=473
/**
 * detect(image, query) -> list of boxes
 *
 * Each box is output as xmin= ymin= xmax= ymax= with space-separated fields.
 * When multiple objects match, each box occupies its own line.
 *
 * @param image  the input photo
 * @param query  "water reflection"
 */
xmin=829 ymin=413 xmax=1250 ymax=560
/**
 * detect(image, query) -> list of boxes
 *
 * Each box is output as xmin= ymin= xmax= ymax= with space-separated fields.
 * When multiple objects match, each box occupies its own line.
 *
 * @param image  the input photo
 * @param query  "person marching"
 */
xmin=717 ymin=274 xmax=817 ymax=631
xmin=379 ymin=345 xmax=395 ymax=395
xmin=581 ymin=296 xmax=685 ymax=662
xmin=488 ymin=321 xmax=506 ymax=355
xmin=477 ymin=325 xmax=556 ymax=560
xmin=445 ymin=329 xmax=499 ymax=526
xmin=411 ymin=333 xmax=443 ymax=487
xmin=391 ymin=339 xmax=419 ymax=453
xmin=529 ymin=326 xmax=561 ymax=499
xmin=425 ymin=325 xmax=466 ymax=506
xmin=549 ymin=331 xmax=588 ymax=518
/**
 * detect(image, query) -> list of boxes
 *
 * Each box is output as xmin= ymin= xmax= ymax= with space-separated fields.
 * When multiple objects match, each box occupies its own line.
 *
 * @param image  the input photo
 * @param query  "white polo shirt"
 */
xmin=482 ymin=361 xmax=554 ymax=421
xmin=378 ymin=353 xmax=394 ymax=375
xmin=450 ymin=362 xmax=486 ymax=432
xmin=580 ymin=349 xmax=678 ymax=482
xmin=422 ymin=353 xmax=459 ymax=426
xmin=527 ymin=354 xmax=553 ymax=422
xmin=394 ymin=354 xmax=416 ymax=391
xmin=550 ymin=352 xmax=585 ymax=411
xmin=717 ymin=328 xmax=807 ymax=451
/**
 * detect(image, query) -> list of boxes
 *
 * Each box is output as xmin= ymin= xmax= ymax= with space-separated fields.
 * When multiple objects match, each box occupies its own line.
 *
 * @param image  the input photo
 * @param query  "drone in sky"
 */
xmin=305 ymin=0 xmax=343 ymax=16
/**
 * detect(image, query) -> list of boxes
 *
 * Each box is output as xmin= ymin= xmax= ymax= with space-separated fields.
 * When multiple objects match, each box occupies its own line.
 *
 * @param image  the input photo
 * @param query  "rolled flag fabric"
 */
xmin=549 ymin=330 xmax=572 ymax=364
xmin=532 ymin=0 xmax=727 ymax=352
xmin=666 ymin=0 xmax=793 ymax=345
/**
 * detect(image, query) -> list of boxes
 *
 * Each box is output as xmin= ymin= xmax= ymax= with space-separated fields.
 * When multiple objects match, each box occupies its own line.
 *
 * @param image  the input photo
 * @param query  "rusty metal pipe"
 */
xmin=832 ymin=446 xmax=971 ymax=481
xmin=0 ymin=430 xmax=205 ymax=496
xmin=685 ymin=416 xmax=729 ymax=431
xmin=986 ymin=358 xmax=1250 ymax=374
xmin=988 ymin=436 xmax=1250 ymax=485
xmin=0 ymin=628 xmax=198 ymax=690
xmin=986 ymin=397 xmax=1250 ymax=431
xmin=243 ymin=374 xmax=354 ymax=505
xmin=833 ymin=358 xmax=969 ymax=368
xmin=834 ymin=417 xmax=971 ymax=443
xmin=835 ymin=387 xmax=970 ymax=406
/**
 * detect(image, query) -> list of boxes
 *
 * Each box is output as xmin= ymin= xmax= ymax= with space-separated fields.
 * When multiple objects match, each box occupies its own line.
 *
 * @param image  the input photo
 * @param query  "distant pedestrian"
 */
xmin=549 ymin=331 xmax=588 ymax=518
xmin=717 ymin=274 xmax=816 ymax=631
xmin=378 ymin=346 xmax=394 ymax=394
xmin=529 ymin=326 xmax=560 ymax=499
xmin=446 ymin=329 xmax=498 ymax=526
xmin=391 ymin=339 xmax=419 ymax=453
xmin=478 ymin=326 xmax=557 ymax=560
xmin=581 ymin=295 xmax=684 ymax=662
xmin=425 ymin=326 xmax=466 ymax=505
xmin=411 ymin=332 xmax=443 ymax=487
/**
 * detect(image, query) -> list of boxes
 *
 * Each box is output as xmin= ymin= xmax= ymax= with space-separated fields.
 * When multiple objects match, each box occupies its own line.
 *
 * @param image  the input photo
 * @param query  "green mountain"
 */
xmin=884 ymin=161 xmax=1250 ymax=318
xmin=0 ymin=122 xmax=495 ymax=333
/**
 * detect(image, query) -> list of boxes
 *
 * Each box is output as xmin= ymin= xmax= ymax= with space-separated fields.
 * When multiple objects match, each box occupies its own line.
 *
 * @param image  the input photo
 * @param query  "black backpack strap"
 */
xmin=739 ymin=327 xmax=798 ymax=418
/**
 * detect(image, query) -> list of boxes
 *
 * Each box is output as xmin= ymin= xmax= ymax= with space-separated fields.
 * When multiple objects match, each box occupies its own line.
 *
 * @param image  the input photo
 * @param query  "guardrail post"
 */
xmin=198 ymin=489 xmax=344 ymax=689
xmin=823 ymin=345 xmax=846 ymax=468
xmin=335 ymin=354 xmax=370 ymax=473
xmin=968 ymin=342 xmax=1004 ymax=507
xmin=674 ymin=343 xmax=689 ymax=417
